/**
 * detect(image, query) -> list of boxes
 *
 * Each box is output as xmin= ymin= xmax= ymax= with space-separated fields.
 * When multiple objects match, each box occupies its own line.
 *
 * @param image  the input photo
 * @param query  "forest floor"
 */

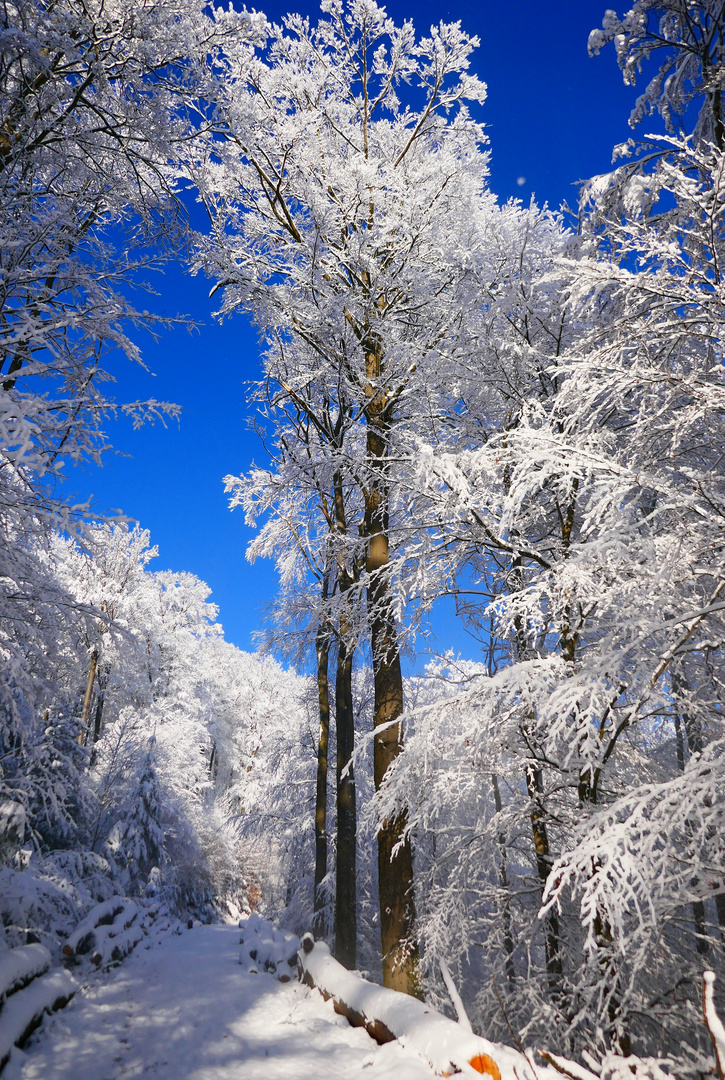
xmin=4 ymin=923 xmax=437 ymax=1080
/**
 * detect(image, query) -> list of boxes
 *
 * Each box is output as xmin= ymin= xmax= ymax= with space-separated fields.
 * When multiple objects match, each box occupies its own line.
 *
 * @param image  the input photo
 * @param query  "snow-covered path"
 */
xmin=5 ymin=925 xmax=437 ymax=1080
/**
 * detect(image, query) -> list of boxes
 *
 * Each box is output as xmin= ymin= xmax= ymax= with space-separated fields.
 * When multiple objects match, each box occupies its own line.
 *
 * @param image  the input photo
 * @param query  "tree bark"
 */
xmin=672 ymin=670 xmax=710 ymax=958
xmin=525 ymin=762 xmax=562 ymax=982
xmin=314 ymin=619 xmax=331 ymax=939
xmin=331 ymin=470 xmax=357 ymax=966
xmin=78 ymin=647 xmax=98 ymax=747
xmin=92 ymin=667 xmax=107 ymax=744
xmin=334 ymin=630 xmax=357 ymax=968
xmin=364 ymin=415 xmax=419 ymax=996
xmin=492 ymin=773 xmax=515 ymax=986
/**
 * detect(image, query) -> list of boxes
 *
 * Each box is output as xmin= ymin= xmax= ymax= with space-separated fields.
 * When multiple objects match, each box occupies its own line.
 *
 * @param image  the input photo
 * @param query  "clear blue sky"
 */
xmin=73 ymin=0 xmax=640 ymax=660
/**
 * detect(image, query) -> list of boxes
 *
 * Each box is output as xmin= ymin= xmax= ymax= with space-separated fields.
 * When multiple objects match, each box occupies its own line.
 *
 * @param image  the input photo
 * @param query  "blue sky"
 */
xmin=73 ymin=0 xmax=642 ymax=662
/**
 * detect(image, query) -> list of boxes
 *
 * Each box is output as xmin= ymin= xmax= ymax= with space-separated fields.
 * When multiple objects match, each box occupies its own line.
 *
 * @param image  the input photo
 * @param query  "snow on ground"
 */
xmin=4 ymin=924 xmax=437 ymax=1080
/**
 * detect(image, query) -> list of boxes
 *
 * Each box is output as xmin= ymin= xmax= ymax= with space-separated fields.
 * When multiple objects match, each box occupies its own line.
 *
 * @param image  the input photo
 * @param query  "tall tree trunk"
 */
xmin=330 ymin=471 xmax=358 ymax=965
xmin=78 ymin=647 xmax=98 ymax=747
xmin=364 ymin=417 xmax=419 ymax=996
xmin=314 ymin=619 xmax=331 ymax=939
xmin=525 ymin=762 xmax=562 ymax=982
xmin=492 ymin=773 xmax=515 ymax=986
xmin=334 ymin=628 xmax=356 ymax=968
xmin=92 ymin=667 xmax=107 ymax=744
xmin=511 ymin=544 xmax=561 ymax=989
xmin=672 ymin=670 xmax=710 ymax=958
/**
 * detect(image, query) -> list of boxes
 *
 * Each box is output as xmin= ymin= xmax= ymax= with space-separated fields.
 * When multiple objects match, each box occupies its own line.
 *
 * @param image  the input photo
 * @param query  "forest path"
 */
xmin=5 ymin=924 xmax=436 ymax=1080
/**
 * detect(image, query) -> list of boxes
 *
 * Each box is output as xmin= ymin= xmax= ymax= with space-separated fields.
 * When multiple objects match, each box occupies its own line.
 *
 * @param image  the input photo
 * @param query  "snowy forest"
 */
xmin=2 ymin=0 xmax=725 ymax=1074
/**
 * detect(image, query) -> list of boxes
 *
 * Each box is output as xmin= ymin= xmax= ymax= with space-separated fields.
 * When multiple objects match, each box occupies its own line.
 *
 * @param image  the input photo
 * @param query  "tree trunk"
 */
xmin=511 ymin=563 xmax=562 ymax=987
xmin=364 ymin=418 xmax=419 ymax=996
xmin=492 ymin=774 xmax=515 ymax=986
xmin=314 ymin=620 xmax=331 ymax=939
xmin=672 ymin=671 xmax=710 ymax=958
xmin=92 ymin=668 xmax=107 ymax=744
xmin=334 ymin=630 xmax=356 ymax=969
xmin=525 ymin=763 xmax=562 ymax=983
xmin=78 ymin=647 xmax=98 ymax=747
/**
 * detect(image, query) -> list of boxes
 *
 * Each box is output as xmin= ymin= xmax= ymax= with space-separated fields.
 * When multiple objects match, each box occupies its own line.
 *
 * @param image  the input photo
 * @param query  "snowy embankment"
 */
xmin=0 ymin=943 xmax=77 ymax=1072
xmin=297 ymin=936 xmax=725 ymax=1080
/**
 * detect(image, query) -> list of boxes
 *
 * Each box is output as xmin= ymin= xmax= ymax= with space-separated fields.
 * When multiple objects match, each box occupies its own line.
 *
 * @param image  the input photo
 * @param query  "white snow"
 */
xmin=0 ymin=945 xmax=51 ymax=1000
xmin=300 ymin=940 xmax=543 ymax=1080
xmin=63 ymin=897 xmax=126 ymax=956
xmin=4 ymin=924 xmax=437 ymax=1080
xmin=238 ymin=913 xmax=299 ymax=979
xmin=0 ymin=969 xmax=78 ymax=1068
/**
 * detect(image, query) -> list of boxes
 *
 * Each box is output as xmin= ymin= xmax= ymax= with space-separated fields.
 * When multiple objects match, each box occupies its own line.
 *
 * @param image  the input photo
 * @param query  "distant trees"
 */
xmin=0 ymin=518 xmax=316 ymax=941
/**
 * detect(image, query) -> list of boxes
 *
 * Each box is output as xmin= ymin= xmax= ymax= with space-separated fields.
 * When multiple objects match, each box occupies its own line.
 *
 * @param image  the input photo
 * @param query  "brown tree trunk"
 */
xmin=335 ymin=628 xmax=357 ymax=968
xmin=511 ymin=554 xmax=561 ymax=988
xmin=78 ymin=647 xmax=98 ymax=747
xmin=92 ymin=667 xmax=107 ymax=744
xmin=314 ymin=619 xmax=331 ymax=938
xmin=364 ymin=416 xmax=419 ymax=996
xmin=492 ymin=773 xmax=515 ymax=986
xmin=672 ymin=671 xmax=710 ymax=958
xmin=525 ymin=762 xmax=562 ymax=982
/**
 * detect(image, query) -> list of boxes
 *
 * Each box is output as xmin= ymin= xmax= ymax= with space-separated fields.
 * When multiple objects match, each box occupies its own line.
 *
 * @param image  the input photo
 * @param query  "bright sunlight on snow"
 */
xmin=5 ymin=926 xmax=436 ymax=1080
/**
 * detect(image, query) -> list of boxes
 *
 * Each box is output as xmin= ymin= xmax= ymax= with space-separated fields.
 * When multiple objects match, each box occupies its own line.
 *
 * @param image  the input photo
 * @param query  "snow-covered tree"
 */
xmin=189 ymin=0 xmax=507 ymax=992
xmin=376 ymin=1 xmax=725 ymax=1062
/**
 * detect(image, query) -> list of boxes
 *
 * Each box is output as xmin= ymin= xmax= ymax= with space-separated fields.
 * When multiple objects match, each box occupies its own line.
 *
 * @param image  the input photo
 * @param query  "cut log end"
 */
xmin=300 ymin=932 xmax=315 ymax=955
xmin=468 ymin=1053 xmax=502 ymax=1080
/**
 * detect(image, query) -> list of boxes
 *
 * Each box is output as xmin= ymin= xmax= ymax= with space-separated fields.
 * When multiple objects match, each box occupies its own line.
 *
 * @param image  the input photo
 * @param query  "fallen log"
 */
xmin=0 ymin=946 xmax=51 ymax=1002
xmin=0 ymin=969 xmax=78 ymax=1071
xmin=62 ymin=896 xmax=126 ymax=957
xmin=297 ymin=935 xmax=541 ymax=1080
xmin=298 ymin=938 xmax=725 ymax=1080
xmin=91 ymin=922 xmax=144 ymax=968
xmin=89 ymin=902 xmax=140 ymax=967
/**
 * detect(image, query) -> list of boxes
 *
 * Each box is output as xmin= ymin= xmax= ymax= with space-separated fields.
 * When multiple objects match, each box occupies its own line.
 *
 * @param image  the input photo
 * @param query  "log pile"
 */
xmin=62 ymin=897 xmax=152 ymax=968
xmin=0 ymin=945 xmax=77 ymax=1071
xmin=238 ymin=914 xmax=299 ymax=981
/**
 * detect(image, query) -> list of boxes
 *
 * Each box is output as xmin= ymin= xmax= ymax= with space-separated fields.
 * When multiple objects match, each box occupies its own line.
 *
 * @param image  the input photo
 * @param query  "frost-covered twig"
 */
xmin=439 ymin=958 xmax=472 ymax=1033
xmin=703 ymin=971 xmax=725 ymax=1080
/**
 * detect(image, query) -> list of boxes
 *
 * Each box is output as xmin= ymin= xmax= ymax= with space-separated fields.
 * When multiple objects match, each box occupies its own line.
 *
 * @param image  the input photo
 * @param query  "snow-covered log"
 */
xmin=62 ymin=897 xmax=126 ymax=957
xmin=0 ymin=969 xmax=78 ymax=1071
xmin=91 ymin=922 xmax=144 ymax=968
xmin=89 ymin=902 xmax=140 ymax=967
xmin=0 ymin=946 xmax=51 ymax=1002
xmin=238 ymin=914 xmax=298 ymax=980
xmin=297 ymin=936 xmax=548 ymax=1079
xmin=62 ymin=898 xmax=145 ymax=968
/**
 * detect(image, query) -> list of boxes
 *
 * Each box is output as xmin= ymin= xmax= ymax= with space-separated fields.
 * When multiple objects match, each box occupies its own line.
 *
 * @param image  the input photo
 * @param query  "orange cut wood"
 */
xmin=468 ymin=1053 xmax=502 ymax=1080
